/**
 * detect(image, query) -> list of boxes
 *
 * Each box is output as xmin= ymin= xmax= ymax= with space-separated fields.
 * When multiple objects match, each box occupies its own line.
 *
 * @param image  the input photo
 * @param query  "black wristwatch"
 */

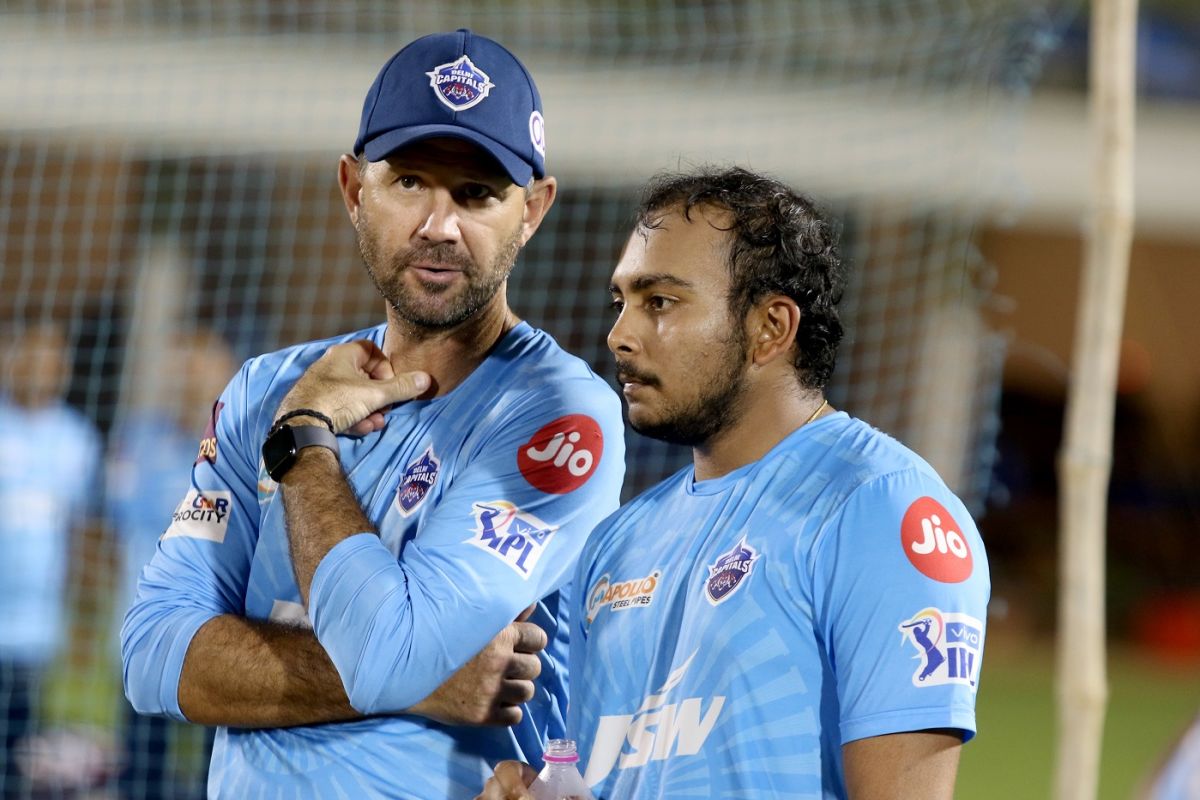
xmin=262 ymin=422 xmax=340 ymax=482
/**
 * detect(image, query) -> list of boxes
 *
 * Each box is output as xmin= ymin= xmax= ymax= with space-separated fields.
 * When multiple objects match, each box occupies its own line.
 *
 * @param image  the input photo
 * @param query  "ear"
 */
xmin=748 ymin=296 xmax=801 ymax=368
xmin=338 ymin=154 xmax=365 ymax=225
xmin=519 ymin=176 xmax=558 ymax=245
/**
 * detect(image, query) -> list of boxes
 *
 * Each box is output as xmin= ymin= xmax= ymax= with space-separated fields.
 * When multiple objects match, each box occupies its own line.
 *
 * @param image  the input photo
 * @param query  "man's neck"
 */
xmin=692 ymin=377 xmax=828 ymax=482
xmin=381 ymin=297 xmax=520 ymax=397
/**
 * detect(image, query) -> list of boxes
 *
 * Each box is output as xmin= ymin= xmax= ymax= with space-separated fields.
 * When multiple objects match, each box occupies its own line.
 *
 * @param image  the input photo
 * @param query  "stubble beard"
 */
xmin=628 ymin=328 xmax=751 ymax=448
xmin=357 ymin=214 xmax=523 ymax=331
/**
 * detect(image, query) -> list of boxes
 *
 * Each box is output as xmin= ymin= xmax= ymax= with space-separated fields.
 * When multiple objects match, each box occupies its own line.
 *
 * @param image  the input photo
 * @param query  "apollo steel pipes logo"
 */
xmin=426 ymin=55 xmax=495 ymax=111
xmin=585 ymin=570 xmax=662 ymax=624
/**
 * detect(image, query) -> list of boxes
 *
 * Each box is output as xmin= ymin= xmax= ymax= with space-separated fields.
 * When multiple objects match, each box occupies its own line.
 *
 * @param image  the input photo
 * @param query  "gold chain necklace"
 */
xmin=802 ymin=398 xmax=829 ymax=427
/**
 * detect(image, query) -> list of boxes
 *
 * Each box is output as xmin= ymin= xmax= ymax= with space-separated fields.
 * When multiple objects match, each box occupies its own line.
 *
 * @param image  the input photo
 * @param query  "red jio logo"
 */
xmin=900 ymin=496 xmax=973 ymax=583
xmin=517 ymin=415 xmax=603 ymax=494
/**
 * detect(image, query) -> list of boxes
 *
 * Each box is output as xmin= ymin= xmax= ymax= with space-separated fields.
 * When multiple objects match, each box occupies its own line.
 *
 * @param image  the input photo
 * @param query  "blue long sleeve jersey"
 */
xmin=569 ymin=412 xmax=989 ymax=799
xmin=120 ymin=322 xmax=625 ymax=799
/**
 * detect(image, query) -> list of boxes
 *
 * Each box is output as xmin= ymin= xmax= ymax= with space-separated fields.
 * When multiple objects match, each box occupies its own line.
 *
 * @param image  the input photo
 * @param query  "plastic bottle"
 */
xmin=529 ymin=739 xmax=595 ymax=800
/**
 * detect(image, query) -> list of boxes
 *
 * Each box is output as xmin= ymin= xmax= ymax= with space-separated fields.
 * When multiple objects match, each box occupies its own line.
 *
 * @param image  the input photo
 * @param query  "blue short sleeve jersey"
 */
xmin=120 ymin=322 xmax=625 ymax=799
xmin=570 ymin=412 xmax=988 ymax=799
xmin=0 ymin=399 xmax=101 ymax=665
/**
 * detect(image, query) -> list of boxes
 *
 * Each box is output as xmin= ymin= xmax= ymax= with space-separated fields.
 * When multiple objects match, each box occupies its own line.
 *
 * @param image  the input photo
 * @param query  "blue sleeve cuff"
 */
xmin=121 ymin=608 xmax=218 ymax=722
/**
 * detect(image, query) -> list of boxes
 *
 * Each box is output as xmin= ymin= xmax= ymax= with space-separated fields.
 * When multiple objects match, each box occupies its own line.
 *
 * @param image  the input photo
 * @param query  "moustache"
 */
xmin=614 ymin=360 xmax=660 ymax=387
xmin=396 ymin=244 xmax=475 ymax=272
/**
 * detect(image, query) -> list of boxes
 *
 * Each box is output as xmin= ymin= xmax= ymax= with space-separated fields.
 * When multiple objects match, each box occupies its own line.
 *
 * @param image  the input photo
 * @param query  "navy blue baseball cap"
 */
xmin=353 ymin=29 xmax=547 ymax=186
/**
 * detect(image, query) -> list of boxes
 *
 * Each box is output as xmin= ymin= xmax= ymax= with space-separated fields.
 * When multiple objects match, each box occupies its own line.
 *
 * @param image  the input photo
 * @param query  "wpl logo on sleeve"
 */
xmin=426 ymin=56 xmax=495 ymax=111
xmin=898 ymin=608 xmax=984 ymax=690
xmin=468 ymin=501 xmax=557 ymax=578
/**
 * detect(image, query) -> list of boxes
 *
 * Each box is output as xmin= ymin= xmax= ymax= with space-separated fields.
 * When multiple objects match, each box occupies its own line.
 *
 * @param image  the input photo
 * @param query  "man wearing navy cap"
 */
xmin=121 ymin=30 xmax=625 ymax=798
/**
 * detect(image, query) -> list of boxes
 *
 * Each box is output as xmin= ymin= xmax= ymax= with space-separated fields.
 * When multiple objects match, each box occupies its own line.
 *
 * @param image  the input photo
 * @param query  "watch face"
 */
xmin=262 ymin=425 xmax=298 ymax=481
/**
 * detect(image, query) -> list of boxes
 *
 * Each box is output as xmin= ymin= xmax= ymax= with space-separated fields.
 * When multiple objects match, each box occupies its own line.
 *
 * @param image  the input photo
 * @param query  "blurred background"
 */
xmin=0 ymin=1 xmax=1197 ymax=798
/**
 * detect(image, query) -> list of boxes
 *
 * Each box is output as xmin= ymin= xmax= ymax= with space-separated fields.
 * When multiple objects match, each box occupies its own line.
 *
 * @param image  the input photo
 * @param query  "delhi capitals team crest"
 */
xmin=898 ymin=608 xmax=984 ymax=690
xmin=705 ymin=537 xmax=760 ymax=606
xmin=426 ymin=56 xmax=495 ymax=111
xmin=395 ymin=447 xmax=440 ymax=517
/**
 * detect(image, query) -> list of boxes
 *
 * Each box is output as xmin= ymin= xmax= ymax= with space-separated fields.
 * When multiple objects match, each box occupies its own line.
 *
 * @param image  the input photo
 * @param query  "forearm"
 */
xmin=279 ymin=447 xmax=375 ymax=607
xmin=178 ymin=613 xmax=358 ymax=727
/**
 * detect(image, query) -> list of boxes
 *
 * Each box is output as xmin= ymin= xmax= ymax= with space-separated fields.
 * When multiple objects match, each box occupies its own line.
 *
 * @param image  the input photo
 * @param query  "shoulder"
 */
xmin=582 ymin=467 xmax=690 ymax=562
xmin=495 ymin=324 xmax=617 ymax=399
xmin=240 ymin=323 xmax=387 ymax=394
xmin=764 ymin=413 xmax=952 ymax=510
xmin=471 ymin=323 xmax=623 ymax=434
xmin=228 ymin=323 xmax=387 ymax=430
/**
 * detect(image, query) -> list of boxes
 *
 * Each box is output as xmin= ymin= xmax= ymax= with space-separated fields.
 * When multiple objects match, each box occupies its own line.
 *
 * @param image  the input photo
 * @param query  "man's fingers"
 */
xmin=490 ymin=703 xmax=524 ymax=729
xmin=345 ymin=410 xmax=389 ymax=436
xmin=511 ymin=620 xmax=548 ymax=655
xmin=498 ymin=677 xmax=537 ymax=706
xmin=341 ymin=339 xmax=387 ymax=370
xmin=485 ymin=760 xmax=537 ymax=799
xmin=505 ymin=652 xmax=542 ymax=681
xmin=476 ymin=760 xmax=535 ymax=800
xmin=515 ymin=603 xmax=538 ymax=622
xmin=393 ymin=370 xmax=432 ymax=401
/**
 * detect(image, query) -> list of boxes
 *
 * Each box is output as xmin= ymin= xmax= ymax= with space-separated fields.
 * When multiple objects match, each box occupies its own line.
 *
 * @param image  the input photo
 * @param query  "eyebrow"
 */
xmin=384 ymin=155 xmax=510 ymax=186
xmin=610 ymin=273 xmax=696 ymax=294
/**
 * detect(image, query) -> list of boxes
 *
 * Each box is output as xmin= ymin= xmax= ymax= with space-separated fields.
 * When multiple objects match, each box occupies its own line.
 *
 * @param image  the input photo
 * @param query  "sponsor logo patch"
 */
xmin=395 ymin=446 xmax=439 ymax=517
xmin=704 ymin=537 xmax=759 ymax=606
xmin=900 ymin=496 xmax=973 ymax=583
xmin=529 ymin=110 xmax=546 ymax=157
xmin=586 ymin=570 xmax=662 ymax=624
xmin=426 ymin=55 xmax=495 ymax=111
xmin=467 ymin=501 xmax=557 ymax=578
xmin=584 ymin=651 xmax=724 ymax=785
xmin=194 ymin=401 xmax=224 ymax=465
xmin=898 ymin=608 xmax=984 ymax=689
xmin=163 ymin=489 xmax=232 ymax=543
xmin=517 ymin=414 xmax=603 ymax=494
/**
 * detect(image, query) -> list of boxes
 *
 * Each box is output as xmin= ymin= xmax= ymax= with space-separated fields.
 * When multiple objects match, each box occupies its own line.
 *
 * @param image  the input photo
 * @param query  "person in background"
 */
xmin=0 ymin=322 xmax=101 ymax=800
xmin=106 ymin=329 xmax=236 ymax=799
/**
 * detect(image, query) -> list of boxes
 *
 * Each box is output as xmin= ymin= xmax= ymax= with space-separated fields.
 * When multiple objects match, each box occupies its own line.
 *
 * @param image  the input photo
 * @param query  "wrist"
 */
xmin=262 ymin=419 xmax=340 ymax=482
xmin=273 ymin=407 xmax=335 ymax=433
xmin=276 ymin=413 xmax=328 ymax=430
xmin=281 ymin=445 xmax=340 ymax=484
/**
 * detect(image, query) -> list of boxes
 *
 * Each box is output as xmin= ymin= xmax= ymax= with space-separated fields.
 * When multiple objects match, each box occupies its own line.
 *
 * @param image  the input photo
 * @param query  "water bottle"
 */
xmin=529 ymin=739 xmax=595 ymax=800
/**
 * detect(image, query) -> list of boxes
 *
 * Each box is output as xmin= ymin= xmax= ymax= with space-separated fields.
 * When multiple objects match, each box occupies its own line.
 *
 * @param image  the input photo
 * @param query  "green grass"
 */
xmin=959 ymin=639 xmax=1200 ymax=799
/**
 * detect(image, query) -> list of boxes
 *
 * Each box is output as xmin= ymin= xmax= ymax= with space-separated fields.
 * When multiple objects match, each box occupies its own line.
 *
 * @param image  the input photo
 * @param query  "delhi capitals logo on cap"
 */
xmin=705 ymin=537 xmax=760 ymax=606
xmin=426 ymin=56 xmax=495 ymax=111
xmin=395 ymin=446 xmax=440 ymax=517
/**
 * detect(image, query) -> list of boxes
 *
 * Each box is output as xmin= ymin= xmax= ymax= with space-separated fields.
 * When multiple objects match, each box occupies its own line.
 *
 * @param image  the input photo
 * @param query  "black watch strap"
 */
xmin=262 ymin=423 xmax=340 ymax=482
xmin=290 ymin=424 xmax=340 ymax=453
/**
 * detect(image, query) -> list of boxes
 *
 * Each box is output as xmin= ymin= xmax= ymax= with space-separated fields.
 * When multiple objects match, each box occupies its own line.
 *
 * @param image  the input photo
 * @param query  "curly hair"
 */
xmin=634 ymin=167 xmax=846 ymax=390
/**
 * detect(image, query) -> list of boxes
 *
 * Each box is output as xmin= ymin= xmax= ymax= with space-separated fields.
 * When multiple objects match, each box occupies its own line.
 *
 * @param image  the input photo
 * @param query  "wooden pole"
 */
xmin=1054 ymin=0 xmax=1137 ymax=798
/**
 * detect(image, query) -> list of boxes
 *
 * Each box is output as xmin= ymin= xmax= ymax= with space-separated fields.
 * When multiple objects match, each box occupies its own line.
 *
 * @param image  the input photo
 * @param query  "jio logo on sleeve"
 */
xmin=900 ymin=496 xmax=973 ymax=583
xmin=517 ymin=414 xmax=603 ymax=494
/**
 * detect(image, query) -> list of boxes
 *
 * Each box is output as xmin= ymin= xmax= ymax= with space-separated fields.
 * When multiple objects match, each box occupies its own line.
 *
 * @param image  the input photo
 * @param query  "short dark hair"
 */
xmin=634 ymin=167 xmax=846 ymax=390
